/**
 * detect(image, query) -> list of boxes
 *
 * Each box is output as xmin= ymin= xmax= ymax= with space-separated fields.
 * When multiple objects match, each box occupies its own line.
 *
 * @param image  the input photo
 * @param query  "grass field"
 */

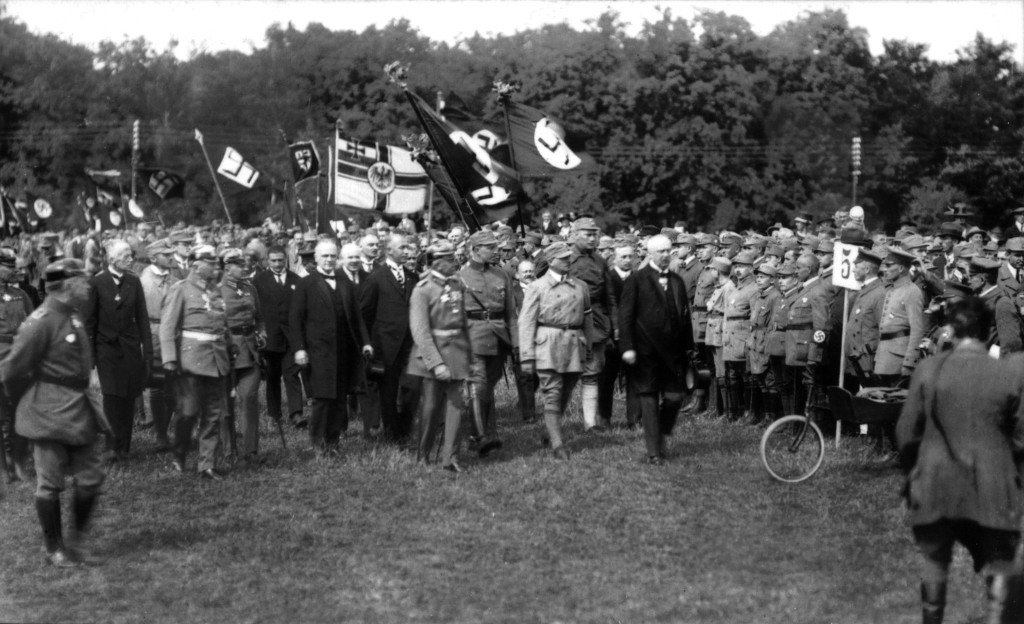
xmin=0 ymin=384 xmax=994 ymax=624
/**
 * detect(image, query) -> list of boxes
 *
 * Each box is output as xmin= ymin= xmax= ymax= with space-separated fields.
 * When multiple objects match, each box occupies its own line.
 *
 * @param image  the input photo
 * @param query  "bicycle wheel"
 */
xmin=760 ymin=415 xmax=826 ymax=483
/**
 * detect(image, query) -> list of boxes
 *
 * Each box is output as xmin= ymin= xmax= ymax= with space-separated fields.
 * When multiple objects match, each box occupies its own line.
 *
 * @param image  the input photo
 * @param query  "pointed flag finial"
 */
xmin=492 ymin=80 xmax=522 ymax=102
xmin=384 ymin=61 xmax=409 ymax=88
xmin=194 ymin=128 xmax=204 ymax=144
xmin=402 ymin=133 xmax=436 ymax=166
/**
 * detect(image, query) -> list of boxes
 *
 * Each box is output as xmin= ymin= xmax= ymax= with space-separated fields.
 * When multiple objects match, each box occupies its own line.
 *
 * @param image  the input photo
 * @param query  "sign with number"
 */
xmin=832 ymin=241 xmax=862 ymax=290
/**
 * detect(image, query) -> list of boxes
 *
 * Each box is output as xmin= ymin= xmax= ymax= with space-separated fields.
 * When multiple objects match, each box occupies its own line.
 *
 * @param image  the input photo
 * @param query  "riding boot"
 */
xmin=921 ymin=581 xmax=946 ymax=624
xmin=746 ymin=383 xmax=762 ymax=424
xmin=985 ymin=575 xmax=1008 ymax=624
xmin=68 ymin=493 xmax=104 ymax=565
xmin=728 ymin=379 xmax=744 ymax=421
xmin=767 ymin=391 xmax=784 ymax=423
xmin=715 ymin=377 xmax=728 ymax=418
xmin=35 ymin=497 xmax=77 ymax=567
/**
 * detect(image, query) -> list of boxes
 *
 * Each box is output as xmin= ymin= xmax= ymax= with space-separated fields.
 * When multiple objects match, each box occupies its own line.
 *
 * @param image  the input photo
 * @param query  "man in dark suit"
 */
xmin=339 ymin=242 xmax=373 ymax=435
xmin=252 ymin=246 xmax=303 ymax=427
xmin=290 ymin=240 xmax=372 ymax=456
xmin=619 ymin=234 xmax=695 ymax=464
xmin=600 ymin=239 xmax=639 ymax=428
xmin=896 ymin=298 xmax=1024 ymax=624
xmin=360 ymin=233 xmax=418 ymax=443
xmin=84 ymin=239 xmax=152 ymax=463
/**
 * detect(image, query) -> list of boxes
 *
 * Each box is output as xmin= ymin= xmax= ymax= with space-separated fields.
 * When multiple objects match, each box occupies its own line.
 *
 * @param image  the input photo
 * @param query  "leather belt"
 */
xmin=787 ymin=323 xmax=812 ymax=330
xmin=182 ymin=330 xmax=223 ymax=342
xmin=229 ymin=326 xmax=255 ymax=336
xmin=539 ymin=322 xmax=582 ymax=331
xmin=707 ymin=312 xmax=723 ymax=318
xmin=431 ymin=329 xmax=462 ymax=337
xmin=149 ymin=317 xmax=162 ymax=324
xmin=880 ymin=329 xmax=910 ymax=340
xmin=466 ymin=310 xmax=503 ymax=321
xmin=726 ymin=315 xmax=748 ymax=320
xmin=39 ymin=374 xmax=88 ymax=390
xmin=693 ymin=306 xmax=708 ymax=311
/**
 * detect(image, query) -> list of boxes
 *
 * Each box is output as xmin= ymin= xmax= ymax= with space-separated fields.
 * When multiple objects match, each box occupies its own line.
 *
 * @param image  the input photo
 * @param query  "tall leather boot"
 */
xmin=35 ymin=497 xmax=77 ymax=567
xmin=985 ymin=575 xmax=1008 ymax=624
xmin=68 ymin=493 xmax=104 ymax=565
xmin=746 ymin=383 xmax=762 ymax=425
xmin=715 ymin=377 xmax=728 ymax=418
xmin=728 ymin=376 xmax=744 ymax=421
xmin=921 ymin=581 xmax=946 ymax=624
xmin=766 ymin=392 xmax=784 ymax=424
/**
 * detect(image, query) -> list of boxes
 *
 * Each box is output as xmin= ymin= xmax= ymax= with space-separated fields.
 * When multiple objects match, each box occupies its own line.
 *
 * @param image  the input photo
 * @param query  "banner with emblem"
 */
xmin=502 ymin=100 xmax=596 ymax=177
xmin=332 ymin=131 xmax=429 ymax=215
xmin=287 ymin=141 xmax=321 ymax=184
xmin=216 ymin=147 xmax=261 ymax=190
xmin=405 ymin=90 xmax=525 ymax=227
xmin=138 ymin=168 xmax=186 ymax=201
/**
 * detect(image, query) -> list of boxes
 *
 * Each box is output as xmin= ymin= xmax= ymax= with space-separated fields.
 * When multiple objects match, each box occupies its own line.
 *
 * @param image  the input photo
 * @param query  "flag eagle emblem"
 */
xmin=367 ymin=162 xmax=397 ymax=194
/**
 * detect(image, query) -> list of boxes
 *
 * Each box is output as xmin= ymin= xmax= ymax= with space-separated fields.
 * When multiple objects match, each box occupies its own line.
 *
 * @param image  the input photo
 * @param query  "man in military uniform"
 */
xmin=722 ymin=251 xmax=758 ymax=420
xmin=519 ymin=242 xmax=595 ymax=460
xmin=690 ymin=234 xmax=720 ymax=413
xmin=785 ymin=254 xmax=830 ymax=415
xmin=0 ymin=247 xmax=34 ymax=482
xmin=747 ymin=264 xmax=782 ymax=424
xmin=875 ymin=248 xmax=925 ymax=387
xmin=407 ymin=242 xmax=470 ymax=472
xmin=1 ymin=259 xmax=106 ymax=567
xmin=768 ymin=263 xmax=800 ymax=416
xmin=843 ymin=248 xmax=885 ymax=387
xmin=970 ymin=256 xmax=1024 ymax=355
xmin=220 ymin=248 xmax=266 ymax=461
xmin=566 ymin=217 xmax=617 ymax=433
xmin=168 ymin=231 xmax=192 ymax=281
xmin=84 ymin=239 xmax=152 ymax=464
xmin=460 ymin=229 xmax=517 ymax=455
xmin=138 ymin=239 xmax=178 ymax=450
xmin=160 ymin=245 xmax=233 ymax=480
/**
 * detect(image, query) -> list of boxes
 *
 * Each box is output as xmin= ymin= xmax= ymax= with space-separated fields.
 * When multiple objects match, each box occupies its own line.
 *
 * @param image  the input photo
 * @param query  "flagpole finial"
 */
xmin=194 ymin=128 xmax=204 ymax=144
xmin=402 ymin=133 xmax=436 ymax=166
xmin=492 ymin=80 xmax=522 ymax=102
xmin=385 ymin=61 xmax=410 ymax=88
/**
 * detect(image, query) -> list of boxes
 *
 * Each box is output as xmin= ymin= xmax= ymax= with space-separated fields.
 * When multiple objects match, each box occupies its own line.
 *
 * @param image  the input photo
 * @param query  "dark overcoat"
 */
xmin=84 ymin=271 xmax=151 ymax=398
xmin=289 ymin=270 xmax=369 ymax=399
xmin=618 ymin=264 xmax=695 ymax=393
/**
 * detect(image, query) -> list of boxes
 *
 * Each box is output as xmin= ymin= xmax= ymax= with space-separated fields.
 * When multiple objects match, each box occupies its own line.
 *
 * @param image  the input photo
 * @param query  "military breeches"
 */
xmin=537 ymin=370 xmax=581 ymax=450
xmin=417 ymin=378 xmax=464 ymax=466
xmin=469 ymin=346 xmax=508 ymax=438
xmin=913 ymin=520 xmax=1021 ymax=583
xmin=174 ymin=374 xmax=225 ymax=472
xmin=33 ymin=439 xmax=105 ymax=500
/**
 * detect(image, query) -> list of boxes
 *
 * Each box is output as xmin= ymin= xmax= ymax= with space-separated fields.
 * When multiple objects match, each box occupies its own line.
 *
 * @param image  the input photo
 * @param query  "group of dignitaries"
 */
xmin=6 ymin=205 xmax=1024 ymax=569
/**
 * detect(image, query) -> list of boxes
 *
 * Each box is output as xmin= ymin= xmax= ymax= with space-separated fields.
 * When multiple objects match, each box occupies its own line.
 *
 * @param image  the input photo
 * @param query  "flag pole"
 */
xmin=193 ymin=128 xmax=234 ymax=226
xmin=131 ymin=120 xmax=140 ymax=201
xmin=495 ymin=85 xmax=528 ymax=239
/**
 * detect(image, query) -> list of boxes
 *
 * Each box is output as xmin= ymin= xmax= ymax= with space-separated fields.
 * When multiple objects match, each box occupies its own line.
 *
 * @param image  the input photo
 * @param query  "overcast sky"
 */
xmin=6 ymin=0 xmax=1023 ymax=64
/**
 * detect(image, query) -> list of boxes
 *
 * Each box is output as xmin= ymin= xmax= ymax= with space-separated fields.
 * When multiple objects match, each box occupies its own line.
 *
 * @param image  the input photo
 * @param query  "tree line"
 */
xmin=0 ymin=8 xmax=1021 ymax=233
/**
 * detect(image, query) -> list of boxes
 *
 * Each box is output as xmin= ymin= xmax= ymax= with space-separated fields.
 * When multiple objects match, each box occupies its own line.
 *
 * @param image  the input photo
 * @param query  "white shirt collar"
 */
xmin=613 ymin=266 xmax=631 ymax=279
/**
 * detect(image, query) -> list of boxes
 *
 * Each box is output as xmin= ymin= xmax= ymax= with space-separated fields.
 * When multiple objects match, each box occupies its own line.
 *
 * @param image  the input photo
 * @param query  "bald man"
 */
xmin=84 ymin=239 xmax=152 ymax=463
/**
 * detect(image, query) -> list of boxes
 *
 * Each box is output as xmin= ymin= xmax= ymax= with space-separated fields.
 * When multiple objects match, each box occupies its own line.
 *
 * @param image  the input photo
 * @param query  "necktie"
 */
xmin=659 ymin=271 xmax=669 ymax=291
xmin=393 ymin=267 xmax=405 ymax=286
xmin=276 ymin=273 xmax=284 ymax=286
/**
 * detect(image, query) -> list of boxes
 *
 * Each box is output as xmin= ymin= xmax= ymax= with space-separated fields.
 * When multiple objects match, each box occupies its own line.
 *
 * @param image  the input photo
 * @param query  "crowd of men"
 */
xmin=3 ymin=202 xmax=1024 ymax=568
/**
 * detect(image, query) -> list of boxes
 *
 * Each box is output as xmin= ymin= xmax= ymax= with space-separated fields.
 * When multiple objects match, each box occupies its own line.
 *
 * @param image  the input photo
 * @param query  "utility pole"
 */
xmin=851 ymin=136 xmax=861 ymax=206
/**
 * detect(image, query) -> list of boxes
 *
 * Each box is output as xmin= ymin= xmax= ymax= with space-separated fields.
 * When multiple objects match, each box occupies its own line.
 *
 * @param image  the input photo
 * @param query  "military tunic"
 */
xmin=221 ymin=277 xmax=265 ymax=456
xmin=747 ymin=285 xmax=782 ymax=375
xmin=0 ymin=298 xmax=106 ymax=499
xmin=159 ymin=274 xmax=231 ymax=472
xmin=784 ymin=277 xmax=830 ymax=367
xmin=723 ymin=274 xmax=757 ymax=362
xmin=407 ymin=271 xmax=471 ymax=466
xmin=874 ymin=274 xmax=925 ymax=377
xmin=844 ymin=277 xmax=885 ymax=374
